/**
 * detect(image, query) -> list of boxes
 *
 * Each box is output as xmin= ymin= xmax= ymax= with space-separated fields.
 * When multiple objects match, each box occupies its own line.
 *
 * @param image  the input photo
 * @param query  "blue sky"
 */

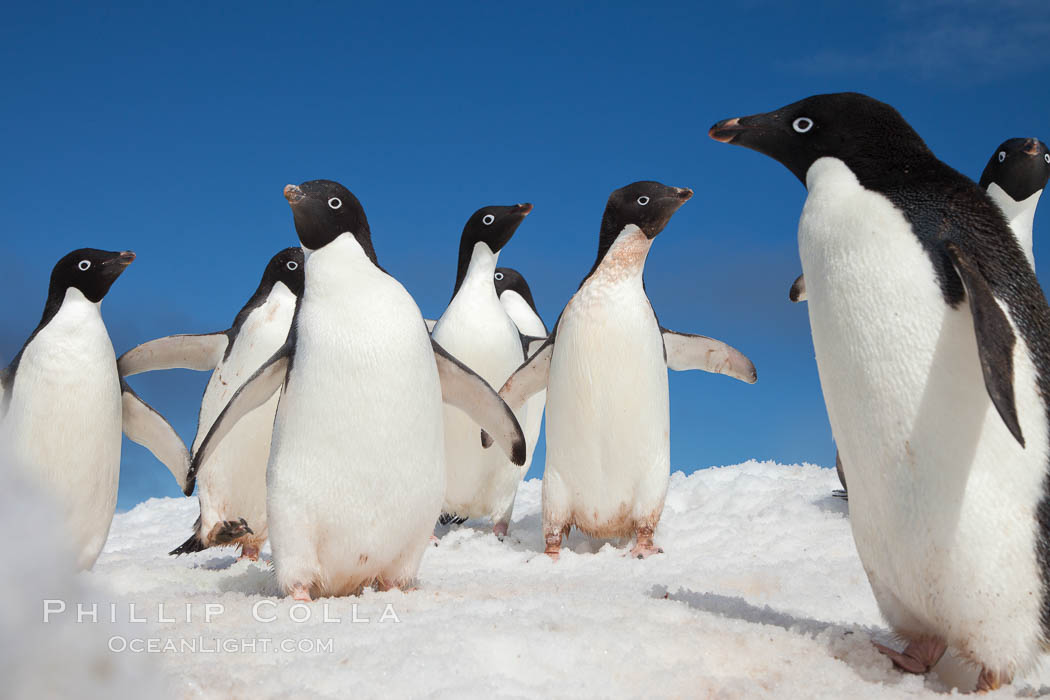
xmin=2 ymin=2 xmax=1048 ymax=510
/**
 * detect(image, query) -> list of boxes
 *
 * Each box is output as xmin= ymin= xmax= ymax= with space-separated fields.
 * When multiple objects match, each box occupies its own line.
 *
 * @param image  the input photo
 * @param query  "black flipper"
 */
xmin=185 ymin=342 xmax=291 ymax=495
xmin=789 ymin=274 xmax=806 ymax=303
xmin=944 ymin=241 xmax=1024 ymax=447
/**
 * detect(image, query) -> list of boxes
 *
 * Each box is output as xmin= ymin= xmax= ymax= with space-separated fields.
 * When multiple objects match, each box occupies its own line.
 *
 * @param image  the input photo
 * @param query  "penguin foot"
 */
xmin=493 ymin=522 xmax=509 ymax=540
xmin=208 ymin=518 xmax=254 ymax=545
xmin=873 ymin=637 xmax=946 ymax=674
xmin=976 ymin=667 xmax=1010 ymax=693
xmin=544 ymin=531 xmax=562 ymax=561
xmin=289 ymin=583 xmax=312 ymax=602
xmin=238 ymin=544 xmax=260 ymax=561
xmin=629 ymin=527 xmax=663 ymax=559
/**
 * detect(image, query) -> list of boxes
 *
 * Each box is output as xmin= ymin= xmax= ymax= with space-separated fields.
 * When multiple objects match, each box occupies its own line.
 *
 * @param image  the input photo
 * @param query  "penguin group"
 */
xmin=2 ymin=92 xmax=1048 ymax=692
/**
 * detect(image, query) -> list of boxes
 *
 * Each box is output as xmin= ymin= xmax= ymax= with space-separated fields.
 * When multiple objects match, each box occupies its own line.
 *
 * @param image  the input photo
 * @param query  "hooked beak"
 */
xmin=515 ymin=203 xmax=533 ymax=216
xmin=113 ymin=251 xmax=136 ymax=267
xmin=1024 ymin=138 xmax=1043 ymax=157
xmin=673 ymin=187 xmax=693 ymax=201
xmin=284 ymin=184 xmax=305 ymax=205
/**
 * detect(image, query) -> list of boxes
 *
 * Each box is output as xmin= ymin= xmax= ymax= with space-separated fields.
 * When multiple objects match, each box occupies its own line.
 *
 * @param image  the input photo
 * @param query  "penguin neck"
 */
xmin=452 ymin=242 xmax=500 ymax=301
xmin=304 ymin=233 xmax=385 ymax=301
xmin=988 ymin=183 xmax=1041 ymax=253
xmin=581 ymin=224 xmax=652 ymax=289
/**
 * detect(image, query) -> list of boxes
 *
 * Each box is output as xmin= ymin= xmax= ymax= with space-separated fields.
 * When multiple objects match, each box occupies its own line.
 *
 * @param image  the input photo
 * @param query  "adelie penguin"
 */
xmin=0 ymin=249 xmax=190 ymax=570
xmin=190 ymin=180 xmax=526 ymax=600
xmin=118 ymin=247 xmax=305 ymax=560
xmin=495 ymin=267 xmax=548 ymax=489
xmin=711 ymin=92 xmax=1050 ymax=691
xmin=793 ymin=137 xmax=1049 ymax=498
xmin=491 ymin=181 xmax=757 ymax=560
xmin=431 ymin=205 xmax=542 ymax=538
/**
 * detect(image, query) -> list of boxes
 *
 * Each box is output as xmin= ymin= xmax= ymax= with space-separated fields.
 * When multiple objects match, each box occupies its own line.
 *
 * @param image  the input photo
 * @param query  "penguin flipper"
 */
xmin=120 ymin=379 xmax=191 ymax=493
xmin=432 ymin=338 xmax=526 ymax=467
xmin=497 ymin=337 xmax=554 ymax=415
xmin=118 ymin=333 xmax=229 ymax=377
xmin=520 ymin=334 xmax=548 ymax=359
xmin=424 ymin=319 xmax=437 ymax=333
xmin=661 ymin=329 xmax=757 ymax=384
xmin=186 ymin=344 xmax=290 ymax=495
xmin=0 ymin=365 xmax=11 ymax=416
xmin=944 ymin=241 xmax=1024 ymax=447
xmin=789 ymin=274 xmax=807 ymax=302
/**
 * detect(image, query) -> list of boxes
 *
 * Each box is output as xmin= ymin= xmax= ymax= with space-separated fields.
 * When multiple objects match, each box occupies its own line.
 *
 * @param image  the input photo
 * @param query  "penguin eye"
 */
xmin=482 ymin=214 xmax=495 ymax=225
xmin=78 ymin=260 xmax=91 ymax=271
xmin=494 ymin=272 xmax=504 ymax=281
xmin=1044 ymin=154 xmax=1049 ymax=164
xmin=998 ymin=151 xmax=1006 ymax=163
xmin=637 ymin=196 xmax=650 ymax=206
xmin=286 ymin=261 xmax=299 ymax=271
xmin=328 ymin=197 xmax=342 ymax=210
xmin=792 ymin=117 xmax=813 ymax=134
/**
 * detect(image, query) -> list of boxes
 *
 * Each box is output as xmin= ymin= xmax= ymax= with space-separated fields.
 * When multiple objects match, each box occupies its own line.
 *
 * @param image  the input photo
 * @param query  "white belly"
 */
xmin=194 ymin=283 xmax=296 ymax=544
xmin=1 ymin=289 xmax=121 ymax=570
xmin=266 ymin=235 xmax=445 ymax=595
xmin=433 ymin=281 xmax=527 ymax=521
xmin=801 ymin=157 xmax=1048 ymax=672
xmin=544 ymin=259 xmax=669 ymax=538
xmin=500 ymin=290 xmax=548 ymax=475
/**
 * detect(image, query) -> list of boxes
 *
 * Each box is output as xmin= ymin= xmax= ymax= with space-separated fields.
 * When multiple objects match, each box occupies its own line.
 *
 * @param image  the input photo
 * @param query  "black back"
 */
xmin=712 ymin=91 xmax=1050 ymax=634
xmin=2 ymin=248 xmax=134 ymax=413
xmin=581 ymin=181 xmax=692 ymax=285
xmin=979 ymin=138 xmax=1050 ymax=202
xmin=224 ymin=247 xmax=305 ymax=359
xmin=284 ymin=180 xmax=377 ymax=264
xmin=451 ymin=204 xmax=532 ymax=299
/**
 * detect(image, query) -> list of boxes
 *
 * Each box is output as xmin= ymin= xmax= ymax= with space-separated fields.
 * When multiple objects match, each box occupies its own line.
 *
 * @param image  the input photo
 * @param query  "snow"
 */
xmin=14 ymin=461 xmax=1050 ymax=698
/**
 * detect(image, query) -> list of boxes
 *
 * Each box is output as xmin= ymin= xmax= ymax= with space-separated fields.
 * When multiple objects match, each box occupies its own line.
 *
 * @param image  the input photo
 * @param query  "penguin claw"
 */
xmin=873 ymin=638 xmax=946 ymax=675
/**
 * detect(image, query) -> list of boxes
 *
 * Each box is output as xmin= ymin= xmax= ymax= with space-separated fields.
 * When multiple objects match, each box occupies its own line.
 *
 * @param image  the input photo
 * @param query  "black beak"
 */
xmin=284 ymin=184 xmax=305 ymax=205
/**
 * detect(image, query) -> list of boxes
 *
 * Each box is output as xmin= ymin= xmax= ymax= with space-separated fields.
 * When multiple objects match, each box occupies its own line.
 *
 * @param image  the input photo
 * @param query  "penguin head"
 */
xmin=49 ymin=248 xmax=135 ymax=303
xmin=262 ymin=247 xmax=306 ymax=297
xmin=979 ymin=138 xmax=1050 ymax=202
xmin=283 ymin=180 xmax=376 ymax=263
xmin=494 ymin=267 xmax=538 ymax=311
xmin=709 ymin=92 xmax=930 ymax=185
xmin=601 ymin=181 xmax=693 ymax=241
xmin=461 ymin=204 xmax=533 ymax=256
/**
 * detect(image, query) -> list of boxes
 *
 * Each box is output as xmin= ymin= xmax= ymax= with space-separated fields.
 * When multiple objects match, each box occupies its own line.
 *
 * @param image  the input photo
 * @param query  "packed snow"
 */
xmin=10 ymin=461 xmax=1050 ymax=698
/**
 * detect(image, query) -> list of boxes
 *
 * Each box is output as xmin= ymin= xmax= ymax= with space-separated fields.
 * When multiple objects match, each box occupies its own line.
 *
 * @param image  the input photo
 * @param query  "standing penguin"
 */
xmin=118 ymin=247 xmax=304 ymax=559
xmin=711 ymin=92 xmax=1050 ymax=691
xmin=1 ymin=249 xmax=190 ymax=570
xmin=979 ymin=137 xmax=1049 ymax=267
xmin=495 ymin=267 xmax=548 ymax=485
xmin=493 ymin=182 xmax=757 ymax=559
xmin=189 ymin=180 xmax=526 ymax=600
xmin=432 ymin=205 xmax=537 ymax=537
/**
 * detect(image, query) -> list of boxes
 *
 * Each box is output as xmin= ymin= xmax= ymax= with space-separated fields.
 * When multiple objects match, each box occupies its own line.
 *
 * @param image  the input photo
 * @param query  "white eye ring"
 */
xmin=637 ymin=196 xmax=650 ymax=206
xmin=78 ymin=260 xmax=91 ymax=271
xmin=286 ymin=261 xmax=298 ymax=271
xmin=998 ymin=151 xmax=1006 ymax=163
xmin=328 ymin=197 xmax=342 ymax=209
xmin=494 ymin=272 xmax=504 ymax=281
xmin=1044 ymin=154 xmax=1049 ymax=164
xmin=792 ymin=117 xmax=813 ymax=133
xmin=482 ymin=214 xmax=495 ymax=225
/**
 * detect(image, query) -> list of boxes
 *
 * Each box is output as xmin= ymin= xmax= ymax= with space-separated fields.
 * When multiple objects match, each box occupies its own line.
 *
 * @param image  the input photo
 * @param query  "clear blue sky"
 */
xmin=2 ymin=2 xmax=1047 ymax=510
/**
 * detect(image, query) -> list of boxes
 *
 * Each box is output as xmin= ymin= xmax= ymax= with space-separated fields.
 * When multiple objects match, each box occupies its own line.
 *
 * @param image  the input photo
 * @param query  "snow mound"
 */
xmin=54 ymin=461 xmax=1049 ymax=698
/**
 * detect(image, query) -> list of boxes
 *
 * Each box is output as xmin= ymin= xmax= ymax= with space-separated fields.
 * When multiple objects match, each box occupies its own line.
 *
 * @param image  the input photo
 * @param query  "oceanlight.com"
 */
xmin=108 ymin=636 xmax=334 ymax=654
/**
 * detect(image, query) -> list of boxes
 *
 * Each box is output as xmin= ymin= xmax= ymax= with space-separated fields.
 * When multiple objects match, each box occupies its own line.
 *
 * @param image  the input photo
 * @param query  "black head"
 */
xmin=979 ymin=138 xmax=1050 ymax=202
xmin=452 ymin=204 xmax=532 ymax=296
xmin=283 ymin=180 xmax=376 ymax=263
xmin=49 ymin=248 xmax=135 ymax=303
xmin=260 ymin=247 xmax=305 ymax=298
xmin=494 ymin=267 xmax=538 ymax=312
xmin=601 ymin=181 xmax=693 ymax=241
xmin=709 ymin=92 xmax=932 ymax=185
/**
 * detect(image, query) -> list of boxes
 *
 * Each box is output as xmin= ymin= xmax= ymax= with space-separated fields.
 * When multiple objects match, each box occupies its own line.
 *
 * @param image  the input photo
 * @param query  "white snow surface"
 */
xmin=22 ymin=461 xmax=1050 ymax=698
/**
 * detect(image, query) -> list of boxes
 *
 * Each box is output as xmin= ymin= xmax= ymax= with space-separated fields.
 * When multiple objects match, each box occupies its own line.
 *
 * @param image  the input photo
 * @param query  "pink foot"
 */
xmin=289 ymin=583 xmax=312 ymax=602
xmin=544 ymin=531 xmax=562 ymax=561
xmin=238 ymin=544 xmax=260 ymax=561
xmin=493 ymin=522 xmax=508 ymax=540
xmin=629 ymin=527 xmax=663 ymax=559
xmin=976 ymin=667 xmax=1010 ymax=693
xmin=874 ymin=637 xmax=946 ymax=674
